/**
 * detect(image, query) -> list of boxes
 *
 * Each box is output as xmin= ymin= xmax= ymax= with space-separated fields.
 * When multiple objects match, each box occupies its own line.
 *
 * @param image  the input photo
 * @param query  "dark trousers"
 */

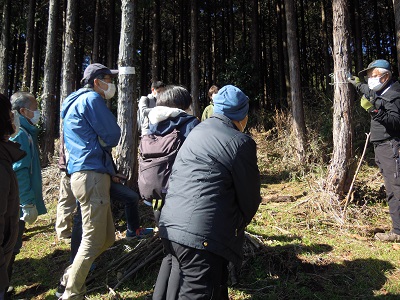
xmin=110 ymin=181 xmax=140 ymax=235
xmin=153 ymin=239 xmax=229 ymax=300
xmin=70 ymin=182 xmax=140 ymax=262
xmin=375 ymin=139 xmax=400 ymax=234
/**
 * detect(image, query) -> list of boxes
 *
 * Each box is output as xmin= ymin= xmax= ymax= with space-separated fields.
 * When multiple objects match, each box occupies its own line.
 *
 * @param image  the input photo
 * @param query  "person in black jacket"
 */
xmin=0 ymin=93 xmax=26 ymax=299
xmin=348 ymin=59 xmax=400 ymax=242
xmin=152 ymin=85 xmax=261 ymax=299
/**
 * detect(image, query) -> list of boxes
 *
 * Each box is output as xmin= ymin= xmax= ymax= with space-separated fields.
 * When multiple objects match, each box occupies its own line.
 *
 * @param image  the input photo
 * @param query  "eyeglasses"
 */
xmin=364 ymin=73 xmax=388 ymax=82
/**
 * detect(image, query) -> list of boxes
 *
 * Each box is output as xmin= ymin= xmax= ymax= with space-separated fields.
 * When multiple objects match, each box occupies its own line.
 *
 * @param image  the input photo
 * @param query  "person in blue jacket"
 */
xmin=8 ymin=91 xmax=47 ymax=293
xmin=58 ymin=63 xmax=121 ymax=300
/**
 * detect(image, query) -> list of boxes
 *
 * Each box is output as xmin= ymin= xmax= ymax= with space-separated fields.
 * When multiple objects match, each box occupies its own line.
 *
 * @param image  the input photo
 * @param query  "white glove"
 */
xmin=20 ymin=204 xmax=38 ymax=224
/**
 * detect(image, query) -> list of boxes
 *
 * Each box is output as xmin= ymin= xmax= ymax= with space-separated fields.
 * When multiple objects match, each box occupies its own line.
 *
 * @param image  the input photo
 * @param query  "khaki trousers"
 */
xmin=56 ymin=172 xmax=76 ymax=239
xmin=61 ymin=171 xmax=115 ymax=300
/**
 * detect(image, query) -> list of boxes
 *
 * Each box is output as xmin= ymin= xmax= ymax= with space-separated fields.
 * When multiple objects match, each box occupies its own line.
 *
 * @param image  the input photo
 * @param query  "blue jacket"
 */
xmin=10 ymin=116 xmax=47 ymax=215
xmin=61 ymin=88 xmax=121 ymax=175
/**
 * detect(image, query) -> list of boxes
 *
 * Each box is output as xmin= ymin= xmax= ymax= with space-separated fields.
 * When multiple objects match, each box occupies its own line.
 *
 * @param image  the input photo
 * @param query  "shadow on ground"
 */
xmin=9 ymin=232 xmax=397 ymax=300
xmin=236 ymin=233 xmax=397 ymax=300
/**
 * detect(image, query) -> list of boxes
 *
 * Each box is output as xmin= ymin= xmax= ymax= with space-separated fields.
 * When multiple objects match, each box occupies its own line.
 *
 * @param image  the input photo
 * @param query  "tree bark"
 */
xmin=22 ymin=0 xmax=36 ymax=91
xmin=151 ymin=0 xmax=161 ymax=81
xmin=190 ymin=0 xmax=200 ymax=118
xmin=276 ymin=0 xmax=288 ymax=108
xmin=116 ymin=0 xmax=139 ymax=186
xmin=41 ymin=0 xmax=59 ymax=166
xmin=394 ymin=0 xmax=400 ymax=73
xmin=30 ymin=14 xmax=40 ymax=95
xmin=326 ymin=0 xmax=354 ymax=199
xmin=321 ymin=0 xmax=331 ymax=95
xmin=251 ymin=0 xmax=262 ymax=106
xmin=353 ymin=0 xmax=363 ymax=73
xmin=61 ymin=0 xmax=77 ymax=130
xmin=0 ymin=0 xmax=11 ymax=95
xmin=106 ymin=0 xmax=116 ymax=108
xmin=284 ymin=0 xmax=307 ymax=162
xmin=92 ymin=0 xmax=100 ymax=63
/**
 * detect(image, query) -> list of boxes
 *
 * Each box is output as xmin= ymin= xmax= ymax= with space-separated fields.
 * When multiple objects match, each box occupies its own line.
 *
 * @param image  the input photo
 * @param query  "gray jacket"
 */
xmin=138 ymin=94 xmax=156 ymax=136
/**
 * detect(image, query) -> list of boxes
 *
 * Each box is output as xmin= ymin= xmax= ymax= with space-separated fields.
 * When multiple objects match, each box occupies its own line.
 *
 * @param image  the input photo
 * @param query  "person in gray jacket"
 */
xmin=153 ymin=85 xmax=261 ymax=300
xmin=138 ymin=81 xmax=166 ymax=136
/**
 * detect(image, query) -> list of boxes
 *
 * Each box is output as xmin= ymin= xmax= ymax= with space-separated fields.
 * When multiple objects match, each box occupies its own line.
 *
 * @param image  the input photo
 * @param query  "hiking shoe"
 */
xmin=126 ymin=227 xmax=154 ymax=240
xmin=55 ymin=283 xmax=65 ymax=298
xmin=375 ymin=231 xmax=400 ymax=242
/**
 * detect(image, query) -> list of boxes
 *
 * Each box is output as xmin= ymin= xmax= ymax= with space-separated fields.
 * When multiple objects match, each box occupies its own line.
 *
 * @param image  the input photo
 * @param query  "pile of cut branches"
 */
xmin=85 ymin=231 xmax=267 ymax=297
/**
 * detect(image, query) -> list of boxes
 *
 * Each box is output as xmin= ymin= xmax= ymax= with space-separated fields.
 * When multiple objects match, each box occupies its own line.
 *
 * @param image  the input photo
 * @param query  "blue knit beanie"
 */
xmin=213 ymin=85 xmax=249 ymax=121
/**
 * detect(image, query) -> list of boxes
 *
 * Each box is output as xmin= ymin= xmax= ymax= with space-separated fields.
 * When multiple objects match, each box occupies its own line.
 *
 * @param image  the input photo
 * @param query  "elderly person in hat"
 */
xmin=58 ymin=63 xmax=121 ymax=299
xmin=348 ymin=59 xmax=400 ymax=242
xmin=152 ymin=85 xmax=261 ymax=299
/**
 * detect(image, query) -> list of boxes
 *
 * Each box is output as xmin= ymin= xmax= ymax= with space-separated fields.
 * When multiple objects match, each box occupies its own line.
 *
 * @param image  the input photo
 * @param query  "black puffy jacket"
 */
xmin=357 ymin=80 xmax=400 ymax=142
xmin=158 ymin=114 xmax=261 ymax=265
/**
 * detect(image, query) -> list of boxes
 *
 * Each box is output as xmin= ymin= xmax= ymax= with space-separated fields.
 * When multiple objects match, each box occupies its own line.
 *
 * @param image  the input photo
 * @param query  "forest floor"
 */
xmin=8 ymin=130 xmax=400 ymax=300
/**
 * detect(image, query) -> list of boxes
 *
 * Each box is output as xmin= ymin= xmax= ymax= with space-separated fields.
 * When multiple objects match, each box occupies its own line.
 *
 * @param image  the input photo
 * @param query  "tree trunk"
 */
xmin=0 ymin=0 xmax=11 ymax=95
xmin=353 ymin=0 xmax=363 ymax=73
xmin=190 ymin=0 xmax=200 ymax=118
xmin=326 ymin=0 xmax=354 ymax=199
xmin=11 ymin=31 xmax=23 ymax=94
xmin=92 ymin=0 xmax=100 ymax=63
xmin=321 ymin=0 xmax=331 ymax=95
xmin=41 ymin=0 xmax=59 ymax=166
xmin=22 ymin=0 xmax=36 ymax=91
xmin=30 ymin=15 xmax=40 ymax=95
xmin=284 ymin=0 xmax=307 ymax=162
xmin=151 ymin=0 xmax=161 ymax=81
xmin=106 ymin=0 xmax=116 ymax=108
xmin=251 ymin=0 xmax=261 ymax=106
xmin=276 ymin=0 xmax=287 ymax=108
xmin=394 ymin=0 xmax=400 ymax=73
xmin=116 ymin=0 xmax=139 ymax=186
xmin=61 ymin=0 xmax=77 ymax=129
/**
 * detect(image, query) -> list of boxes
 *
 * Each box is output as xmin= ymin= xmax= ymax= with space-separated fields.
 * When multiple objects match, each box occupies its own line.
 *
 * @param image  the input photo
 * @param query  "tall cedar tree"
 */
xmin=116 ymin=0 xmax=139 ymax=186
xmin=326 ymin=0 xmax=354 ymax=199
xmin=41 ymin=0 xmax=59 ymax=166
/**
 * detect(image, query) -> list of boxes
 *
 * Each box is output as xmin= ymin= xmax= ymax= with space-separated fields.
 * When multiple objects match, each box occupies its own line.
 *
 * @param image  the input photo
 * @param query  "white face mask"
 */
xmin=368 ymin=75 xmax=385 ymax=91
xmin=99 ymin=80 xmax=116 ymax=100
xmin=26 ymin=108 xmax=41 ymax=125
xmin=10 ymin=110 xmax=20 ymax=138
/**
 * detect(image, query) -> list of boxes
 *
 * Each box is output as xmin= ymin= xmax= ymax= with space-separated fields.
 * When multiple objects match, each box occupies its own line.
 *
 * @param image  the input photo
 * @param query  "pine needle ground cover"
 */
xmin=10 ymin=131 xmax=400 ymax=300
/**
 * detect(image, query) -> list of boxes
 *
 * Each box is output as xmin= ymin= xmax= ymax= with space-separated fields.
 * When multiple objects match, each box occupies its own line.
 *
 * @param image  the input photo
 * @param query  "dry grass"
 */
xmin=10 ymin=121 xmax=400 ymax=299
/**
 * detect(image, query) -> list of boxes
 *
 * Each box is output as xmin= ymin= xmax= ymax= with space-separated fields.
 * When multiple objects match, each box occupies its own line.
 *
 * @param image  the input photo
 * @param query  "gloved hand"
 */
xmin=347 ymin=76 xmax=360 ymax=87
xmin=20 ymin=204 xmax=38 ymax=224
xmin=360 ymin=96 xmax=374 ymax=112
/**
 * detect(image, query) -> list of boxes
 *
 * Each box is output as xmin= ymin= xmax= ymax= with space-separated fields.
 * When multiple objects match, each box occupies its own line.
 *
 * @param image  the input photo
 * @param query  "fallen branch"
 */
xmin=342 ymin=132 xmax=371 ymax=215
xmin=113 ymin=242 xmax=163 ymax=289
